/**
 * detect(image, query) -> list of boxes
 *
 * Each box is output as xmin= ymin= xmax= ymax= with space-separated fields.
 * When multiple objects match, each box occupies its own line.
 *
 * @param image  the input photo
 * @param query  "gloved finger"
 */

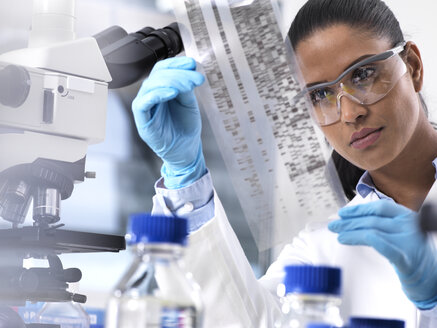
xmin=141 ymin=69 xmax=205 ymax=94
xmin=132 ymin=87 xmax=177 ymax=127
xmin=337 ymin=230 xmax=406 ymax=269
xmin=151 ymin=56 xmax=197 ymax=72
xmin=328 ymin=216 xmax=403 ymax=234
xmin=338 ymin=199 xmax=411 ymax=219
xmin=176 ymin=90 xmax=201 ymax=108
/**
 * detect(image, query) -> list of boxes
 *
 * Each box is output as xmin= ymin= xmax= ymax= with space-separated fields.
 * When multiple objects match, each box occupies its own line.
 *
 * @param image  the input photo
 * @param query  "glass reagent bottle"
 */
xmin=36 ymin=301 xmax=90 ymax=328
xmin=277 ymin=265 xmax=343 ymax=328
xmin=106 ymin=214 xmax=203 ymax=328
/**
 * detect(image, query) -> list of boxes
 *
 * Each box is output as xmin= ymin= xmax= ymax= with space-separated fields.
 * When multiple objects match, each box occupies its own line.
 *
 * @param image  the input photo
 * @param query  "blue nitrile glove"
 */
xmin=132 ymin=56 xmax=206 ymax=189
xmin=328 ymin=199 xmax=437 ymax=310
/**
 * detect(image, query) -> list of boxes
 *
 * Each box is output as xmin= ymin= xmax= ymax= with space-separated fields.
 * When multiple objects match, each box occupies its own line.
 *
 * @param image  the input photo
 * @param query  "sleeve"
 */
xmin=184 ymin=193 xmax=283 ymax=327
xmin=151 ymin=170 xmax=215 ymax=232
xmin=419 ymin=307 xmax=437 ymax=327
xmin=184 ymin=193 xmax=324 ymax=327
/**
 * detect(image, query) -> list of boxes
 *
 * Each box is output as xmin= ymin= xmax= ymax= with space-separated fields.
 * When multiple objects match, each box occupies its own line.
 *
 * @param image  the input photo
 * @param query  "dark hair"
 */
xmin=288 ymin=0 xmax=404 ymax=50
xmin=288 ymin=0 xmax=407 ymax=200
xmin=331 ymin=150 xmax=365 ymax=201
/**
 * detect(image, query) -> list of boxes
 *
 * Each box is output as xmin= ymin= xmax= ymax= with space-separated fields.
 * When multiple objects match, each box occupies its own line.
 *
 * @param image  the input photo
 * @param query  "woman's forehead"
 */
xmin=295 ymin=24 xmax=392 ymax=84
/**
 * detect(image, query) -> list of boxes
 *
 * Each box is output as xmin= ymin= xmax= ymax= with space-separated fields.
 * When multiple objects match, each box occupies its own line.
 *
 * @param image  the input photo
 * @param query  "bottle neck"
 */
xmin=131 ymin=243 xmax=184 ymax=261
xmin=282 ymin=293 xmax=342 ymax=325
xmin=113 ymin=242 xmax=194 ymax=302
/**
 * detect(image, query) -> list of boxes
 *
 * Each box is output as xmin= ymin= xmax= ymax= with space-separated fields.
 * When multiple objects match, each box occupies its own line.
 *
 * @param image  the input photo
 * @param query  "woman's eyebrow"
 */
xmin=343 ymin=53 xmax=375 ymax=71
xmin=305 ymin=53 xmax=376 ymax=88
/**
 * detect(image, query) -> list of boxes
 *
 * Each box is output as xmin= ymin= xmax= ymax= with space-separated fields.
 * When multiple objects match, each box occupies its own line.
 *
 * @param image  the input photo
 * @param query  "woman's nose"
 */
xmin=338 ymin=93 xmax=368 ymax=124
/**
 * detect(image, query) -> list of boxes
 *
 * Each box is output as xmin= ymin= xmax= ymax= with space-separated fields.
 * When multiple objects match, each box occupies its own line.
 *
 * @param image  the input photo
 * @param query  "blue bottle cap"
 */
xmin=306 ymin=324 xmax=337 ymax=328
xmin=349 ymin=317 xmax=405 ymax=328
xmin=126 ymin=213 xmax=188 ymax=246
xmin=283 ymin=265 xmax=341 ymax=295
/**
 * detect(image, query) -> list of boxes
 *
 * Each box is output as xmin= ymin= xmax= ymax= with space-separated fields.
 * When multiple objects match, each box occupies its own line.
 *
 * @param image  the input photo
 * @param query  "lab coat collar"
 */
xmin=432 ymin=158 xmax=437 ymax=179
xmin=356 ymin=171 xmax=391 ymax=200
xmin=356 ymin=157 xmax=437 ymax=200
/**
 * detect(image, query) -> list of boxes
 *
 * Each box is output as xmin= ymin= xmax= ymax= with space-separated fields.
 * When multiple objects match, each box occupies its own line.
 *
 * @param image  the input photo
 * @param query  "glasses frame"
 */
xmin=293 ymin=41 xmax=407 ymax=113
xmin=296 ymin=41 xmax=407 ymax=99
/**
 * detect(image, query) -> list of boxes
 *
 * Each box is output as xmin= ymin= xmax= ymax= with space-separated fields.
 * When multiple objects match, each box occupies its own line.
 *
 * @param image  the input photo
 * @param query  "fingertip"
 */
xmin=337 ymin=234 xmax=348 ymax=245
xmin=327 ymin=221 xmax=339 ymax=232
xmin=132 ymin=88 xmax=177 ymax=115
xmin=131 ymin=94 xmax=147 ymax=115
xmin=193 ymin=71 xmax=205 ymax=86
xmin=337 ymin=233 xmax=358 ymax=245
xmin=158 ymin=87 xmax=178 ymax=102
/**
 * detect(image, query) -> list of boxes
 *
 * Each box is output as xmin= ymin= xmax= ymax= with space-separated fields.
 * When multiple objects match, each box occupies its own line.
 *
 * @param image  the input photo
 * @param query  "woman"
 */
xmin=131 ymin=0 xmax=437 ymax=326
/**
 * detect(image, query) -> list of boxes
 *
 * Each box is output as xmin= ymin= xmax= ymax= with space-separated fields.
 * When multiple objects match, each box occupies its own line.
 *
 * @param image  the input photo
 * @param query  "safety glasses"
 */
xmin=295 ymin=42 xmax=407 ymax=126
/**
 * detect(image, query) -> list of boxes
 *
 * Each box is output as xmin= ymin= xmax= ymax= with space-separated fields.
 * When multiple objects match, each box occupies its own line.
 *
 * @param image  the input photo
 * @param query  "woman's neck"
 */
xmin=369 ymin=116 xmax=437 ymax=211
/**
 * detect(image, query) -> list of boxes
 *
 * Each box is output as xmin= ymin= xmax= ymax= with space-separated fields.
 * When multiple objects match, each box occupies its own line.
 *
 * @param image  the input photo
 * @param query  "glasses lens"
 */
xmin=306 ymin=87 xmax=339 ymax=126
xmin=306 ymin=53 xmax=407 ymax=126
xmin=341 ymin=54 xmax=407 ymax=104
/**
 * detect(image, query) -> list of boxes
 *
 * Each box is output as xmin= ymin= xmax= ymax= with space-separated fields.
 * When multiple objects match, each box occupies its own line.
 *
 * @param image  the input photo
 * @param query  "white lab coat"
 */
xmin=176 ymin=187 xmax=437 ymax=328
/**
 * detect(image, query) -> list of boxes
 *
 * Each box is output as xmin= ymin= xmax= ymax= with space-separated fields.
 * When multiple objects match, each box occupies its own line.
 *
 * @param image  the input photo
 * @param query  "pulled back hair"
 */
xmin=288 ymin=0 xmax=406 ymax=200
xmin=288 ymin=0 xmax=404 ymax=50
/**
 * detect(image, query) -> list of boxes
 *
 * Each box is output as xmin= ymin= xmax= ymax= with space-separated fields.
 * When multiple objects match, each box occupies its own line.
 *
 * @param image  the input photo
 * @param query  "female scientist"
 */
xmin=131 ymin=0 xmax=437 ymax=326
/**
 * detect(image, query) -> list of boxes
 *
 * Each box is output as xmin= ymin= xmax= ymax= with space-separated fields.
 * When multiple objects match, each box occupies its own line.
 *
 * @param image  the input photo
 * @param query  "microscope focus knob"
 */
xmin=0 ymin=65 xmax=31 ymax=108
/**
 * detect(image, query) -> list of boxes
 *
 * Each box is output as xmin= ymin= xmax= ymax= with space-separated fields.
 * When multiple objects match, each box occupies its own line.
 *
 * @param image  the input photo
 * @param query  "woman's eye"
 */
xmin=352 ymin=66 xmax=376 ymax=84
xmin=310 ymin=88 xmax=334 ymax=105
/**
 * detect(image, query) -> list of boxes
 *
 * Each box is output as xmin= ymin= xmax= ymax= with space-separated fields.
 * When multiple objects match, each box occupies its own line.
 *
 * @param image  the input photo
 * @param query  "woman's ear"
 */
xmin=405 ymin=41 xmax=424 ymax=92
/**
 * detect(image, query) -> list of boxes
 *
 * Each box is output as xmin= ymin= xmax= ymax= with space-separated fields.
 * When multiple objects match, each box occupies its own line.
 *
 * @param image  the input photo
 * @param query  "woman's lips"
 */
xmin=350 ymin=127 xmax=384 ymax=150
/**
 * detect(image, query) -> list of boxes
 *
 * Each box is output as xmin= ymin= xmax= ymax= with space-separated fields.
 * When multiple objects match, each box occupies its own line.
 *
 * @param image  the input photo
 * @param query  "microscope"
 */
xmin=0 ymin=0 xmax=183 ymax=326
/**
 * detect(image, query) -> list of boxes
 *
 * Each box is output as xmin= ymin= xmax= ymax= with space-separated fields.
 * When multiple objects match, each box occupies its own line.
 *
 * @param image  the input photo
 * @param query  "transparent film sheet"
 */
xmin=172 ymin=0 xmax=346 ymax=251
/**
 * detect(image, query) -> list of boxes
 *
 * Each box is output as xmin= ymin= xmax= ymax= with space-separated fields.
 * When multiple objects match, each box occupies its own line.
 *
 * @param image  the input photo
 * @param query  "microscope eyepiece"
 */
xmin=95 ymin=22 xmax=184 ymax=89
xmin=143 ymin=23 xmax=183 ymax=59
xmin=131 ymin=26 xmax=155 ymax=40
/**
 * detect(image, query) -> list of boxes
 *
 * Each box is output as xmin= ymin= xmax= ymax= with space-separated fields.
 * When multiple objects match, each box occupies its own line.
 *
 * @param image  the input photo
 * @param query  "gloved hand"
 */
xmin=132 ymin=56 xmax=206 ymax=189
xmin=328 ymin=199 xmax=437 ymax=310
